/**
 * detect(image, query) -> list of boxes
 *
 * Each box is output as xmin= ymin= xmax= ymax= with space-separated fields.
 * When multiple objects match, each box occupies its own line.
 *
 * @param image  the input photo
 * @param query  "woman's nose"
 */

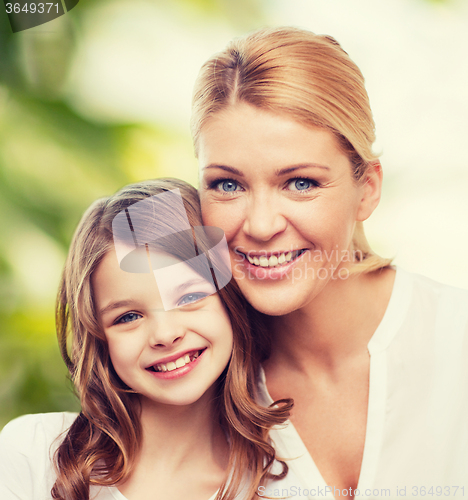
xmin=147 ymin=312 xmax=186 ymax=348
xmin=242 ymin=194 xmax=287 ymax=242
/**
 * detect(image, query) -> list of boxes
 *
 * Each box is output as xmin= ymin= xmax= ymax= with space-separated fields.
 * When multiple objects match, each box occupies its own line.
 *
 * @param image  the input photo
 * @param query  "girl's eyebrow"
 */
xmin=173 ymin=277 xmax=213 ymax=295
xmin=100 ymin=300 xmax=135 ymax=316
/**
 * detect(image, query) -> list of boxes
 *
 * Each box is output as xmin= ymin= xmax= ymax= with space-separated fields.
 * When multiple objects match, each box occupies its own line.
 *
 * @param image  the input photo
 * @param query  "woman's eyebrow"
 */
xmin=203 ymin=164 xmax=244 ymax=176
xmin=275 ymin=163 xmax=331 ymax=175
xmin=203 ymin=163 xmax=330 ymax=176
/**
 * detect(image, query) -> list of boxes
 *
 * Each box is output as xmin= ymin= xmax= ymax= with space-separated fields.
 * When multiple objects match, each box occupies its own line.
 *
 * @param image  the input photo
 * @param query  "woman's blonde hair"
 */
xmin=191 ymin=26 xmax=391 ymax=273
xmin=53 ymin=178 xmax=292 ymax=500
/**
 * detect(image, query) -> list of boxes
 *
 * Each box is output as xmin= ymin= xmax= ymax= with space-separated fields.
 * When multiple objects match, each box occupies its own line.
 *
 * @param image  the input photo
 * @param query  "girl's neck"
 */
xmin=118 ymin=386 xmax=229 ymax=500
xmin=138 ymin=387 xmax=228 ymax=471
xmin=264 ymin=267 xmax=395 ymax=375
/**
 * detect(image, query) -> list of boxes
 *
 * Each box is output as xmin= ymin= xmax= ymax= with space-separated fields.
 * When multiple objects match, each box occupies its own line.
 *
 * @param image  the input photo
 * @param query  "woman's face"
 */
xmin=93 ymin=249 xmax=233 ymax=409
xmin=198 ymin=102 xmax=380 ymax=316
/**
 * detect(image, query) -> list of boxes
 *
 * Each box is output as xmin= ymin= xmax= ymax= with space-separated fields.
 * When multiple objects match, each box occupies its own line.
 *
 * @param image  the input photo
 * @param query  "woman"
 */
xmin=191 ymin=27 xmax=468 ymax=498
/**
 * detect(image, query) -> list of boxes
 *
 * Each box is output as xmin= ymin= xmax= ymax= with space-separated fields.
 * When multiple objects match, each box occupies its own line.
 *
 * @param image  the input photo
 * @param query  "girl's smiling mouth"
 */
xmin=145 ymin=349 xmax=206 ymax=379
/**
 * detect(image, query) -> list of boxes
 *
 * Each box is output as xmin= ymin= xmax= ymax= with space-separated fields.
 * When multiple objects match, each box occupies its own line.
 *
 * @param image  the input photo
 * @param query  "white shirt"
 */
xmin=257 ymin=267 xmax=468 ymax=499
xmin=0 ymin=412 xmax=304 ymax=499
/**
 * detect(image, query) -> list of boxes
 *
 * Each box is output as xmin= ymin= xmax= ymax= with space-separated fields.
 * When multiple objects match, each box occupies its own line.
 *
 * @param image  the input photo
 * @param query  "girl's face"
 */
xmin=93 ymin=249 xmax=233 ymax=409
xmin=198 ymin=102 xmax=381 ymax=316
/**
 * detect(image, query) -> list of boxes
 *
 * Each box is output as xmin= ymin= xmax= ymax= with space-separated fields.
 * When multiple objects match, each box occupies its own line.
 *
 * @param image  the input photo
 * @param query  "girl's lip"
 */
xmin=239 ymin=250 xmax=308 ymax=280
xmin=145 ymin=348 xmax=203 ymax=368
xmin=146 ymin=349 xmax=206 ymax=380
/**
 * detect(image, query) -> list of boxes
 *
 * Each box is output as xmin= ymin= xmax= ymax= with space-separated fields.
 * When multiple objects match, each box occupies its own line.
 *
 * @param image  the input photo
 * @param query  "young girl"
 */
xmin=0 ymin=178 xmax=293 ymax=500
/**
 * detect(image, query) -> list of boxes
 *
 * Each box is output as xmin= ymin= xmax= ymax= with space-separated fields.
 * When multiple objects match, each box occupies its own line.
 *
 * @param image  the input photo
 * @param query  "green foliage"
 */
xmin=0 ymin=0 xmax=268 ymax=430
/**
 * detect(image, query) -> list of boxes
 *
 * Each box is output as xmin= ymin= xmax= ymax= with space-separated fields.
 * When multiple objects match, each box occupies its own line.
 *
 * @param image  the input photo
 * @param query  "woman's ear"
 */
xmin=356 ymin=160 xmax=383 ymax=222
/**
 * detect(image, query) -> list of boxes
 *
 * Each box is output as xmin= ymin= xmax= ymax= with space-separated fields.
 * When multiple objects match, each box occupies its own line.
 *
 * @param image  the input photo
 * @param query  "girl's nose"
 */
xmin=147 ymin=312 xmax=186 ymax=348
xmin=242 ymin=194 xmax=287 ymax=242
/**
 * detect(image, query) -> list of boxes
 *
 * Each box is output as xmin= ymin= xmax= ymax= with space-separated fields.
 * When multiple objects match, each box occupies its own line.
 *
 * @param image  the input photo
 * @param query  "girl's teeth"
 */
xmin=246 ymin=251 xmax=301 ymax=268
xmin=154 ymin=350 xmax=203 ymax=372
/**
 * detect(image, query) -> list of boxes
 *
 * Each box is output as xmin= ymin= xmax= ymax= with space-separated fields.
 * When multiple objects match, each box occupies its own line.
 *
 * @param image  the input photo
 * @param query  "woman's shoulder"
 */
xmin=391 ymin=267 xmax=468 ymax=348
xmin=400 ymin=267 xmax=468 ymax=313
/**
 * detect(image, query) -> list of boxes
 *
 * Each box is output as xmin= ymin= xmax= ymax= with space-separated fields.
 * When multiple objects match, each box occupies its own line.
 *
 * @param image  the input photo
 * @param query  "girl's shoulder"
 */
xmin=0 ymin=412 xmax=79 ymax=451
xmin=0 ymin=412 xmax=79 ymax=499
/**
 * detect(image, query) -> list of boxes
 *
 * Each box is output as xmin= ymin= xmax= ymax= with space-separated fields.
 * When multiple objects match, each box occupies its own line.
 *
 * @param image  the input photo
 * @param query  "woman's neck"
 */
xmin=264 ymin=267 xmax=395 ymax=376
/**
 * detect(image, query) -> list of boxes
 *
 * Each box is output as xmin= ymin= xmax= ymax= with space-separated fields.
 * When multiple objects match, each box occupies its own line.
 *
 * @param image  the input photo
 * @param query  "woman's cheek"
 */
xmin=201 ymin=198 xmax=238 ymax=238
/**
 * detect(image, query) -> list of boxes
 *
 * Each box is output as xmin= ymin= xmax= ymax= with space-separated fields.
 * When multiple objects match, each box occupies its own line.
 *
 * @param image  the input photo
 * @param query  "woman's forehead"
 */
xmin=198 ymin=105 xmax=347 ymax=176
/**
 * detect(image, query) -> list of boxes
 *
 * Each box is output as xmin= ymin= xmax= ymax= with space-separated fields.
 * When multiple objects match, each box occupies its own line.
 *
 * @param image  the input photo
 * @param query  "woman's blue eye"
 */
xmin=288 ymin=178 xmax=315 ymax=191
xmin=218 ymin=180 xmax=239 ymax=192
xmin=116 ymin=312 xmax=142 ymax=324
xmin=178 ymin=293 xmax=208 ymax=306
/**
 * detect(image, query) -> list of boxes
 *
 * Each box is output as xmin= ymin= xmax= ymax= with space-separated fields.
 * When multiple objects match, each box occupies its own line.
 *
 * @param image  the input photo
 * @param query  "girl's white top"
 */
xmin=257 ymin=267 xmax=468 ymax=499
xmin=0 ymin=411 xmax=301 ymax=499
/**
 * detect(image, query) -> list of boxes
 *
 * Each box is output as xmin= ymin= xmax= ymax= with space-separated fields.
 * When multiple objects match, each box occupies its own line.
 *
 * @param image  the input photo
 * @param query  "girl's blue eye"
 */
xmin=116 ymin=312 xmax=142 ymax=324
xmin=218 ymin=180 xmax=239 ymax=192
xmin=178 ymin=293 xmax=208 ymax=306
xmin=287 ymin=178 xmax=316 ymax=191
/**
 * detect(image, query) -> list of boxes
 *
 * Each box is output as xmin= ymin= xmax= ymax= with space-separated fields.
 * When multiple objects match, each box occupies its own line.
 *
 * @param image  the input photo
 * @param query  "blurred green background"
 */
xmin=0 ymin=0 xmax=466 ymax=428
xmin=0 ymin=0 xmax=272 ymax=429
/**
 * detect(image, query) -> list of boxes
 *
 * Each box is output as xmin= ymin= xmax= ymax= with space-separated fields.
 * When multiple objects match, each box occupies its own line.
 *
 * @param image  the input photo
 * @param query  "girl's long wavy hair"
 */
xmin=53 ymin=178 xmax=292 ymax=500
xmin=191 ymin=26 xmax=392 ymax=275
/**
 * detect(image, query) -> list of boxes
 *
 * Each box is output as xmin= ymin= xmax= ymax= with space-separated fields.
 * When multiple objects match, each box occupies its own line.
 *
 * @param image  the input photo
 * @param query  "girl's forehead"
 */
xmin=94 ymin=249 xmax=218 ymax=313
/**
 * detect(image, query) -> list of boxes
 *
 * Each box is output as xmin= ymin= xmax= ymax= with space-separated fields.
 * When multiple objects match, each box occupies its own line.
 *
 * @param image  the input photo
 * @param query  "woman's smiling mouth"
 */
xmin=240 ymin=249 xmax=307 ymax=268
xmin=235 ymin=249 xmax=308 ymax=281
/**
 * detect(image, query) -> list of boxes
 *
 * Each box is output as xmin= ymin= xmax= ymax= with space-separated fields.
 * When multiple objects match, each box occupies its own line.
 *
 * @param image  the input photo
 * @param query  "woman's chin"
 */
xmin=235 ymin=280 xmax=311 ymax=317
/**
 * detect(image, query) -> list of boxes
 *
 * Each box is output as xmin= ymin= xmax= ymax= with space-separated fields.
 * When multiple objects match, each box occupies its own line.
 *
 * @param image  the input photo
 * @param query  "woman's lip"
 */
xmin=239 ymin=250 xmax=308 ymax=280
xmin=147 ymin=349 xmax=205 ymax=380
xmin=237 ymin=249 xmax=305 ymax=258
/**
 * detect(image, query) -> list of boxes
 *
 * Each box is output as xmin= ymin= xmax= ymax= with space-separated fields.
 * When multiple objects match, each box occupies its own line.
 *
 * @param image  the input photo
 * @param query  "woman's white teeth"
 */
xmin=259 ymin=256 xmax=269 ymax=267
xmin=247 ymin=251 xmax=300 ymax=268
xmin=156 ymin=351 xmax=200 ymax=372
